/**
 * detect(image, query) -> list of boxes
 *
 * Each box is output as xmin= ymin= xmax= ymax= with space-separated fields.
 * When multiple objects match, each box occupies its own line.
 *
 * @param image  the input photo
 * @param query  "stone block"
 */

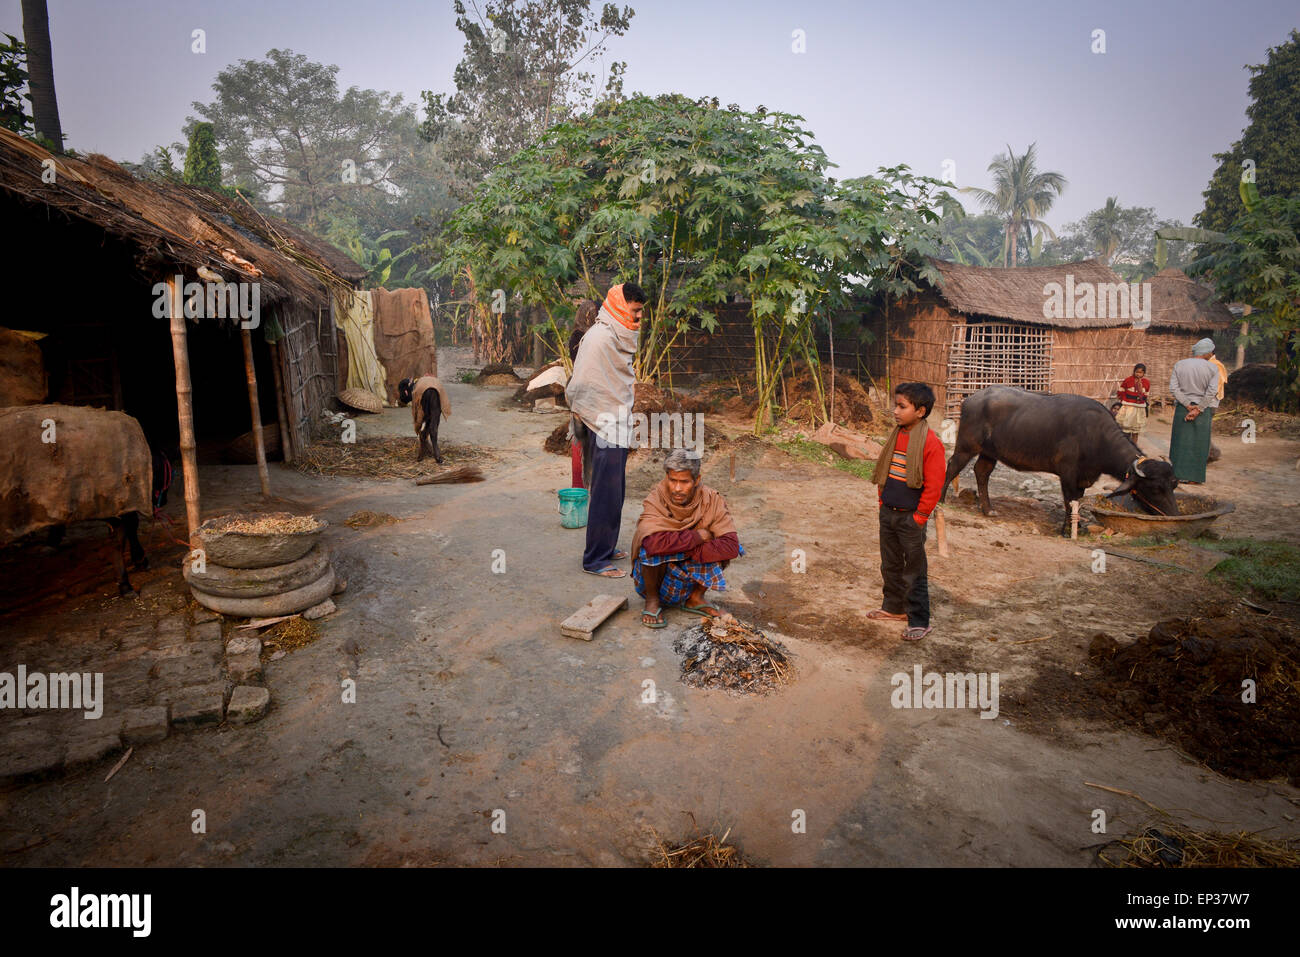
xmin=155 ymin=618 xmax=188 ymax=642
xmin=226 ymin=651 xmax=262 ymax=684
xmin=171 ymin=694 xmax=224 ymax=728
xmin=122 ymin=706 xmax=169 ymax=745
xmin=227 ymin=686 xmax=270 ymax=724
xmin=303 ymin=598 xmax=336 ymax=620
xmin=191 ymin=620 xmax=222 ymax=644
xmin=226 ymin=635 xmax=261 ymax=657
xmin=65 ymin=733 xmax=123 ymax=768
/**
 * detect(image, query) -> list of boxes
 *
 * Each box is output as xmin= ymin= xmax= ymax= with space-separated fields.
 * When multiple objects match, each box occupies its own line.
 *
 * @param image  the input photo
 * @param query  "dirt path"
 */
xmin=3 ymin=352 xmax=1297 ymax=866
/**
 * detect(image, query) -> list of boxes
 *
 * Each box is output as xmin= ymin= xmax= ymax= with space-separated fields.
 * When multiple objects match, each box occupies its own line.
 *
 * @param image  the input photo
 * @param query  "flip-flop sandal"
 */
xmin=866 ymin=609 xmax=908 ymax=621
xmin=611 ymin=550 xmax=629 ymax=560
xmin=583 ymin=565 xmax=627 ymax=578
xmin=641 ymin=610 xmax=667 ymax=629
xmin=903 ymin=626 xmax=933 ymax=641
xmin=680 ymin=604 xmax=721 ymax=618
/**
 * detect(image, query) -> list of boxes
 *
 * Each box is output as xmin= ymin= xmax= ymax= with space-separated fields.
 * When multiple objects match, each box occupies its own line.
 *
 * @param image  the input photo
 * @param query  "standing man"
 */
xmin=565 ymin=282 xmax=647 ymax=578
xmin=1169 ymin=338 xmax=1220 ymax=485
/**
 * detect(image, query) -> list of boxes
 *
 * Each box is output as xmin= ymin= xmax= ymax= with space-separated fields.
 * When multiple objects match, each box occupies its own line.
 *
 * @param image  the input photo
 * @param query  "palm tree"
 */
xmin=963 ymin=143 xmax=1066 ymax=266
xmin=21 ymin=0 xmax=61 ymax=149
xmin=1090 ymin=196 xmax=1124 ymax=264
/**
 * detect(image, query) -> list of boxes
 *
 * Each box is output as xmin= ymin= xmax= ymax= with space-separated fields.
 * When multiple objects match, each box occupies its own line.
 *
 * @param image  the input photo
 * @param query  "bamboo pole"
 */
xmin=241 ymin=327 xmax=272 ymax=497
xmin=166 ymin=277 xmax=201 ymax=542
xmin=269 ymin=339 xmax=294 ymax=463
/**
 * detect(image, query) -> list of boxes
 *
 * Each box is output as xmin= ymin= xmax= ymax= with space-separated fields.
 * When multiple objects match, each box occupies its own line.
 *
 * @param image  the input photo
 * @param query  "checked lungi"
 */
xmin=632 ymin=544 xmax=745 ymax=605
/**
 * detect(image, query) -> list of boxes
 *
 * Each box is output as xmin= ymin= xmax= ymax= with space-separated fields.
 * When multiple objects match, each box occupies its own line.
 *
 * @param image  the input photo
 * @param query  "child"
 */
xmin=1115 ymin=363 xmax=1150 ymax=443
xmin=867 ymin=382 xmax=947 ymax=641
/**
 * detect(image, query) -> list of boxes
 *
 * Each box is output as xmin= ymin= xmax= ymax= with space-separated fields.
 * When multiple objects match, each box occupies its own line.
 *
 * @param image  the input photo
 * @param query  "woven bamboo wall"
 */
xmin=1050 ymin=326 xmax=1145 ymax=405
xmin=277 ymin=302 xmax=334 ymax=454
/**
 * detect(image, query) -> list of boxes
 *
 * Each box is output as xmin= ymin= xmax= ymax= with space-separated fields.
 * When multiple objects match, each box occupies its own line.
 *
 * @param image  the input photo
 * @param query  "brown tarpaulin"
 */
xmin=0 ymin=328 xmax=48 ymax=406
xmin=372 ymin=287 xmax=438 ymax=406
xmin=0 ymin=404 xmax=152 ymax=543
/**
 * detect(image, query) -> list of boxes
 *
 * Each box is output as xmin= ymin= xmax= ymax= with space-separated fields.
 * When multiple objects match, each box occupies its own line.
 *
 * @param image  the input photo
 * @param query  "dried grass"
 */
xmin=261 ymin=616 xmax=320 ymax=655
xmin=344 ymin=511 xmax=398 ymax=528
xmin=293 ymin=436 xmax=492 ymax=480
xmin=1099 ymin=823 xmax=1300 ymax=868
xmin=650 ymin=827 xmax=752 ymax=868
xmin=673 ymin=614 xmax=793 ymax=694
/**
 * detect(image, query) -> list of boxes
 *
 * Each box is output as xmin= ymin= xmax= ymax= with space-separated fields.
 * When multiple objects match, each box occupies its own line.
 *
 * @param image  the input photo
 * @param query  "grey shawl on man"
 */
xmin=564 ymin=307 xmax=638 ymax=444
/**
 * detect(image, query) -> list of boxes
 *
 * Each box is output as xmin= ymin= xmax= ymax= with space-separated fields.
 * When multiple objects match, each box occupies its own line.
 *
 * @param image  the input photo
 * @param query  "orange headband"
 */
xmin=603 ymin=284 xmax=640 ymax=331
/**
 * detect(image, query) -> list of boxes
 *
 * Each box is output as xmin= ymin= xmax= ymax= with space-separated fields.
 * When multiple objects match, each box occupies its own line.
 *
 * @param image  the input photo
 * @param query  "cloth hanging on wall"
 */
xmin=332 ymin=288 xmax=387 ymax=404
xmin=371 ymin=287 xmax=438 ymax=406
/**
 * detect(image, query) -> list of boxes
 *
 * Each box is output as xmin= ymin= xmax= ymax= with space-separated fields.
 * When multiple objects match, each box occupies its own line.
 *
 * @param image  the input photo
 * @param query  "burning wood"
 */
xmin=672 ymin=614 xmax=793 ymax=694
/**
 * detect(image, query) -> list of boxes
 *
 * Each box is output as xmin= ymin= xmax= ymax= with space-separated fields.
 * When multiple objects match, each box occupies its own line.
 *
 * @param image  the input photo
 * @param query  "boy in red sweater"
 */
xmin=867 ymin=382 xmax=947 ymax=641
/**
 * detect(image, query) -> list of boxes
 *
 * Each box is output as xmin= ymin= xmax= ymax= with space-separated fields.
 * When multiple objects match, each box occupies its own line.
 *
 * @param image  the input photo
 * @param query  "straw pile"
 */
xmin=344 ymin=510 xmax=398 ymax=528
xmin=673 ymin=614 xmax=793 ymax=694
xmin=294 ymin=437 xmax=491 ymax=480
xmin=650 ymin=828 xmax=752 ymax=868
xmin=475 ymin=362 xmax=523 ymax=386
xmin=261 ymin=616 xmax=321 ymax=655
xmin=1099 ymin=824 xmax=1300 ymax=868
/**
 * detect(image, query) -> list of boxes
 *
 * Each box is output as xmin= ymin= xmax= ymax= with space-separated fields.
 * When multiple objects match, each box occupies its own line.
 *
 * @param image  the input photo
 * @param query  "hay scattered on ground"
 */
xmin=294 ymin=436 xmax=491 ymax=480
xmin=1099 ymin=823 xmax=1300 ymax=868
xmin=344 ymin=510 xmax=398 ymax=528
xmin=207 ymin=514 xmax=322 ymax=534
xmin=673 ymin=614 xmax=793 ymax=694
xmin=651 ymin=828 xmax=752 ymax=868
xmin=1091 ymin=610 xmax=1300 ymax=784
xmin=262 ymin=616 xmax=320 ymax=655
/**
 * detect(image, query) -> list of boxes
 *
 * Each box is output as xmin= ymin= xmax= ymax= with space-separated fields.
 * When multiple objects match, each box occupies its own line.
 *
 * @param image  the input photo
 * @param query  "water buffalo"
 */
xmin=940 ymin=386 xmax=1179 ymax=536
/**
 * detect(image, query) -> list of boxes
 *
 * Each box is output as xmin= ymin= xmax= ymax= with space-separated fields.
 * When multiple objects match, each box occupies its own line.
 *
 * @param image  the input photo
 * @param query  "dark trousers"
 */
xmin=879 ymin=507 xmax=930 ymax=628
xmin=583 ymin=430 xmax=629 ymax=570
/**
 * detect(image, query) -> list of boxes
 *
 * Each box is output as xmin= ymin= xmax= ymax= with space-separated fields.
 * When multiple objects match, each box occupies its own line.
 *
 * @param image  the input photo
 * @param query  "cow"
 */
xmin=397 ymin=375 xmax=451 ymax=464
xmin=0 ymin=405 xmax=167 ymax=594
xmin=940 ymin=386 xmax=1180 ymax=536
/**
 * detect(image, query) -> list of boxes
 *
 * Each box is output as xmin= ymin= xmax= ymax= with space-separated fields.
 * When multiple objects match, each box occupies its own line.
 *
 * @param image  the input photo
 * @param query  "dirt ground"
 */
xmin=2 ymin=349 xmax=1297 ymax=866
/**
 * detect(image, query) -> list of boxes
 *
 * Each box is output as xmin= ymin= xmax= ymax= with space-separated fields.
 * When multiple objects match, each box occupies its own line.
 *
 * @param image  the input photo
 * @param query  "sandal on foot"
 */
xmin=866 ymin=609 xmax=908 ymax=621
xmin=611 ymin=550 xmax=629 ymax=560
xmin=583 ymin=565 xmax=626 ymax=578
xmin=903 ymin=626 xmax=932 ymax=641
xmin=680 ymin=604 xmax=722 ymax=618
xmin=641 ymin=609 xmax=667 ymax=629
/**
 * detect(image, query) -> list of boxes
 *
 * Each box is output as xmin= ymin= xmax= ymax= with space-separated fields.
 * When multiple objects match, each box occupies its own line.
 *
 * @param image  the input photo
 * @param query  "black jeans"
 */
xmin=878 ymin=507 xmax=930 ymax=628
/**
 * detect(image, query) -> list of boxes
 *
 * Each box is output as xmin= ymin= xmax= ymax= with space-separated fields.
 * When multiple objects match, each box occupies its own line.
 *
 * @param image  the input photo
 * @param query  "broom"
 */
xmin=415 ymin=466 xmax=485 ymax=485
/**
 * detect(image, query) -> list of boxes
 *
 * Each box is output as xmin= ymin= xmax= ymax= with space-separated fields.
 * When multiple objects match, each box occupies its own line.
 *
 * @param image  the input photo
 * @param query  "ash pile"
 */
xmin=672 ymin=614 xmax=793 ymax=694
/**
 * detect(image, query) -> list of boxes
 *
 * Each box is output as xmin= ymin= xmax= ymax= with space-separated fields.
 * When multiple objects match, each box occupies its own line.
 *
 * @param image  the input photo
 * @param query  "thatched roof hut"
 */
xmin=856 ymin=259 xmax=1235 ymax=418
xmin=0 ymin=127 xmax=364 ymax=535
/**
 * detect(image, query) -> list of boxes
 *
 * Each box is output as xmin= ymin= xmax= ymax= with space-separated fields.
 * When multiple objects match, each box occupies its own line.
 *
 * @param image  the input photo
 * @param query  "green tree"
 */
xmin=1196 ymin=30 xmax=1300 ymax=233
xmin=963 ymin=143 xmax=1067 ymax=266
xmin=0 ymin=34 xmax=32 ymax=135
xmin=420 ymin=0 xmax=634 ymax=199
xmin=1189 ymin=188 xmax=1300 ymax=409
xmin=183 ymin=121 xmax=223 ymax=189
xmin=431 ymin=94 xmax=957 ymax=429
xmin=1043 ymin=199 xmax=1190 ymax=279
xmin=190 ymin=49 xmax=435 ymax=231
xmin=937 ymin=211 xmax=1004 ymax=266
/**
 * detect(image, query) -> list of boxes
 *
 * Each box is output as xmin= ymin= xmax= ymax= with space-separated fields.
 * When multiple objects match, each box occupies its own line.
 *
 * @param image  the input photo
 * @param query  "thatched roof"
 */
xmin=927 ymin=258 xmax=1137 ymax=329
xmin=0 ymin=127 xmax=364 ymax=310
xmin=1146 ymin=268 xmax=1235 ymax=331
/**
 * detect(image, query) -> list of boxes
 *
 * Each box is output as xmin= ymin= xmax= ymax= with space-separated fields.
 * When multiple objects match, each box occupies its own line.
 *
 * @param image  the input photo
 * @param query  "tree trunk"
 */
xmin=21 ymin=0 xmax=63 ymax=149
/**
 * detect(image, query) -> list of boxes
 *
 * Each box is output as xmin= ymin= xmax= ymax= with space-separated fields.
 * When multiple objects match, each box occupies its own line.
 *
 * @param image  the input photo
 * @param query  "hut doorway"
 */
xmin=944 ymin=321 xmax=1053 ymax=417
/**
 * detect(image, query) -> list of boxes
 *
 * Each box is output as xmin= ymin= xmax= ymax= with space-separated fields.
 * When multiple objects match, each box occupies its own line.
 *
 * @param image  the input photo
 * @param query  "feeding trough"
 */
xmin=1088 ymin=493 xmax=1235 ymax=538
xmin=195 ymin=512 xmax=327 ymax=569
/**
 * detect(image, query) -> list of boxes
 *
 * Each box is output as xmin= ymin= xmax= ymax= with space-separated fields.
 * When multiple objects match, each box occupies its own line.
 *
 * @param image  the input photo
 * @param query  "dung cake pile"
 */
xmin=672 ymin=614 xmax=793 ymax=694
xmin=1089 ymin=610 xmax=1300 ymax=784
xmin=186 ymin=512 xmax=341 ymax=619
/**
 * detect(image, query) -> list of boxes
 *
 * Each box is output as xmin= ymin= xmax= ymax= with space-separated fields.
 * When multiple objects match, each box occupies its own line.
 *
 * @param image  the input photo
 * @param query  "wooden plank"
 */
xmin=561 ymin=594 xmax=629 ymax=641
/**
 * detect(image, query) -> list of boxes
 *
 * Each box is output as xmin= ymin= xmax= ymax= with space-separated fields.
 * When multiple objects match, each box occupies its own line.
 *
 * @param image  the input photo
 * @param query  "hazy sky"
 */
xmin=2 ymin=0 xmax=1295 ymax=230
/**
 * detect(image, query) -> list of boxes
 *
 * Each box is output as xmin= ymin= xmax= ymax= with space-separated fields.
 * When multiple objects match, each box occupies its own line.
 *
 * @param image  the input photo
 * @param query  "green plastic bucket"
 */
xmin=558 ymin=488 xmax=589 ymax=528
